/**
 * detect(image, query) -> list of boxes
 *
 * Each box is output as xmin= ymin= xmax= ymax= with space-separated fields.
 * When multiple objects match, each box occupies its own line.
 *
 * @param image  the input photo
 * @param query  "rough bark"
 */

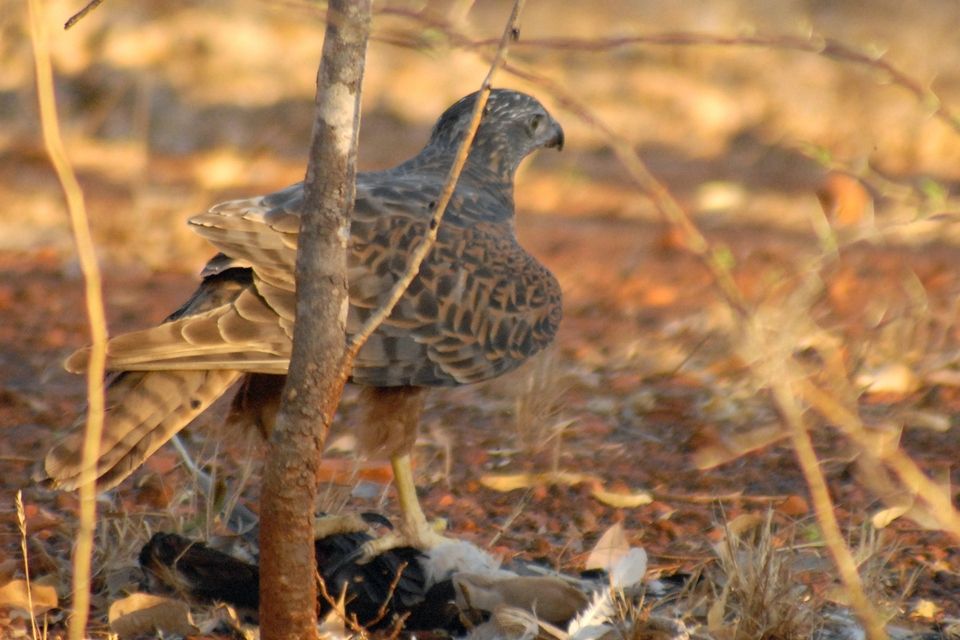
xmin=258 ymin=2 xmax=371 ymax=639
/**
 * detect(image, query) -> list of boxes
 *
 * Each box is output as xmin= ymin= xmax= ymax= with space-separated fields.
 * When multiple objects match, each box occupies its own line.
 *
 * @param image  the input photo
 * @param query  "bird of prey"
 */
xmin=45 ymin=88 xmax=564 ymax=551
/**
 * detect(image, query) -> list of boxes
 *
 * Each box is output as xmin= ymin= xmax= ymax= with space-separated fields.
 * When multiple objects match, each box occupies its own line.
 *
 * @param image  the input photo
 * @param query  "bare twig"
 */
xmin=369 ymin=561 xmax=410 ymax=629
xmin=64 ymin=0 xmax=105 ymax=30
xmin=381 ymin=11 xmax=960 ymax=138
xmin=342 ymin=0 xmax=527 ymax=363
xmin=487 ymin=488 xmax=532 ymax=549
xmin=315 ymin=568 xmax=369 ymax=638
xmin=769 ymin=372 xmax=888 ymax=640
xmin=650 ymin=490 xmax=790 ymax=505
xmin=798 ymin=377 xmax=960 ymax=538
xmin=27 ymin=1 xmax=107 ymax=638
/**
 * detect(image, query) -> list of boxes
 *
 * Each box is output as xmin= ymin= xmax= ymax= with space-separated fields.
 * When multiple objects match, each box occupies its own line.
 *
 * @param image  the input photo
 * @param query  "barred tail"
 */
xmin=44 ymin=368 xmax=241 ymax=490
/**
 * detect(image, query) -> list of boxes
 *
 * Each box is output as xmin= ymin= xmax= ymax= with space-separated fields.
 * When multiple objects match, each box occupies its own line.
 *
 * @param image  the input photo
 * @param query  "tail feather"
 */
xmin=63 ymin=284 xmax=291 ymax=374
xmin=45 ymin=368 xmax=242 ymax=491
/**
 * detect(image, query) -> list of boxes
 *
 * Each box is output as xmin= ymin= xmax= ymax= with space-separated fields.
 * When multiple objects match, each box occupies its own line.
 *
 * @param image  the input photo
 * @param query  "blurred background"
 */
xmin=3 ymin=0 xmax=960 ymax=266
xmin=2 ymin=0 xmax=960 ymax=630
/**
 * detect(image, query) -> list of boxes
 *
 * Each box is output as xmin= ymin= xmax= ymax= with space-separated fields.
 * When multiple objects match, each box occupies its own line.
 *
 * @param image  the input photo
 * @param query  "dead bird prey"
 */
xmin=45 ymin=89 xmax=564 ymax=551
xmin=139 ymin=514 xmax=462 ymax=632
xmin=139 ymin=514 xmax=590 ymax=634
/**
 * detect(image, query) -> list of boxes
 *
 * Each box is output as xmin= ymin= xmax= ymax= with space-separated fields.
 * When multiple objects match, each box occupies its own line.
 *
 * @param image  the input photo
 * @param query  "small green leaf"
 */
xmin=919 ymin=177 xmax=948 ymax=210
xmin=712 ymin=245 xmax=736 ymax=271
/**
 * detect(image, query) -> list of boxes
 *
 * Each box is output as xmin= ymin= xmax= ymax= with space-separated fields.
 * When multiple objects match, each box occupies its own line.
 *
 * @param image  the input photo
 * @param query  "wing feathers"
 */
xmin=66 ymin=286 xmax=291 ymax=373
xmin=45 ymin=369 xmax=241 ymax=490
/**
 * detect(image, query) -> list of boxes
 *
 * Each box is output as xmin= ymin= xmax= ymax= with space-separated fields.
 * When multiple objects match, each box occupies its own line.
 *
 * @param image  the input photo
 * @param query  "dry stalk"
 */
xmin=798 ymin=378 xmax=960 ymax=538
xmin=402 ymin=39 xmax=892 ymax=640
xmin=310 ymin=534 xmax=414 ymax=636
xmin=16 ymin=491 xmax=41 ymax=640
xmin=26 ymin=1 xmax=108 ymax=639
xmin=513 ymin=348 xmax=568 ymax=460
xmin=64 ymin=0 xmax=106 ymax=29
xmin=767 ymin=374 xmax=887 ymax=639
xmin=343 ymin=0 xmax=527 ymax=365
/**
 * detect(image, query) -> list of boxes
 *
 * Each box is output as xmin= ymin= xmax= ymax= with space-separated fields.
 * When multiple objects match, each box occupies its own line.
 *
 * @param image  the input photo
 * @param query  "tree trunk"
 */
xmin=259 ymin=2 xmax=371 ymax=639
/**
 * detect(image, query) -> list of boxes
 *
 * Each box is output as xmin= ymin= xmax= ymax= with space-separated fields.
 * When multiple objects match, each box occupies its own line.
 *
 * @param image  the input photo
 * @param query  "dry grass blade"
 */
xmin=498 ymin=44 xmax=906 ymax=640
xmin=26 ymin=1 xmax=108 ymax=639
xmin=16 ymin=491 xmax=41 ymax=640
xmin=513 ymin=348 xmax=568 ymax=463
xmin=608 ymin=32 xmax=960 ymax=134
xmin=713 ymin=512 xmax=815 ymax=639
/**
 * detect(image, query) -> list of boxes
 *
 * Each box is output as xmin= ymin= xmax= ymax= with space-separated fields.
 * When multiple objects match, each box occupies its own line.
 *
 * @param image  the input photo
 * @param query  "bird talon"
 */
xmin=312 ymin=513 xmax=370 ymax=539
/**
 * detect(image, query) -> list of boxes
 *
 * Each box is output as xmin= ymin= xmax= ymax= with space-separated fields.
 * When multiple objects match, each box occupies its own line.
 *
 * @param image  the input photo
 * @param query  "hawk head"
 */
xmin=429 ymin=89 xmax=564 ymax=179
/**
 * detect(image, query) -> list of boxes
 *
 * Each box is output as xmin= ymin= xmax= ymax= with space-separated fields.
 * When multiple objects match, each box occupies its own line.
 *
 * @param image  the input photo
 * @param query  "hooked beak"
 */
xmin=545 ymin=121 xmax=564 ymax=151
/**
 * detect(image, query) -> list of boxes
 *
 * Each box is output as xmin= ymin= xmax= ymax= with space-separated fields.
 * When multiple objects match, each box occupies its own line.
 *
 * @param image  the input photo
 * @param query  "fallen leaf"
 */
xmin=480 ymin=471 xmax=587 ymax=492
xmin=696 ymin=180 xmax=747 ymax=214
xmin=924 ymin=368 xmax=960 ymax=387
xmin=724 ymin=513 xmax=765 ymax=539
xmin=0 ymin=579 xmax=58 ymax=615
xmin=584 ymin=522 xmax=629 ymax=571
xmin=108 ymin=593 xmax=197 ymax=639
xmin=856 ymin=362 xmax=920 ymax=395
xmin=900 ymin=409 xmax=951 ymax=432
xmin=910 ymin=599 xmax=942 ymax=620
xmin=590 ymin=486 xmax=652 ymax=508
xmin=481 ymin=472 xmax=651 ymax=509
xmin=867 ymin=462 xmax=950 ymax=531
xmin=692 ymin=423 xmax=787 ymax=470
xmin=817 ymin=171 xmax=873 ymax=229
xmin=871 ymin=504 xmax=911 ymax=529
xmin=775 ymin=495 xmax=809 ymax=517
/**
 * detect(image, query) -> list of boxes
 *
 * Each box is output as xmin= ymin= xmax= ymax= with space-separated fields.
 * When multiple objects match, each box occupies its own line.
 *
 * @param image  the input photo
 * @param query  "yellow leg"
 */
xmin=392 ymin=453 xmax=430 ymax=533
xmin=356 ymin=453 xmax=451 ymax=560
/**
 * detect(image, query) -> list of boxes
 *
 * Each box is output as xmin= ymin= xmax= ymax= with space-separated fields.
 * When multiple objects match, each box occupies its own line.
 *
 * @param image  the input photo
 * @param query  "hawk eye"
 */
xmin=529 ymin=114 xmax=544 ymax=131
